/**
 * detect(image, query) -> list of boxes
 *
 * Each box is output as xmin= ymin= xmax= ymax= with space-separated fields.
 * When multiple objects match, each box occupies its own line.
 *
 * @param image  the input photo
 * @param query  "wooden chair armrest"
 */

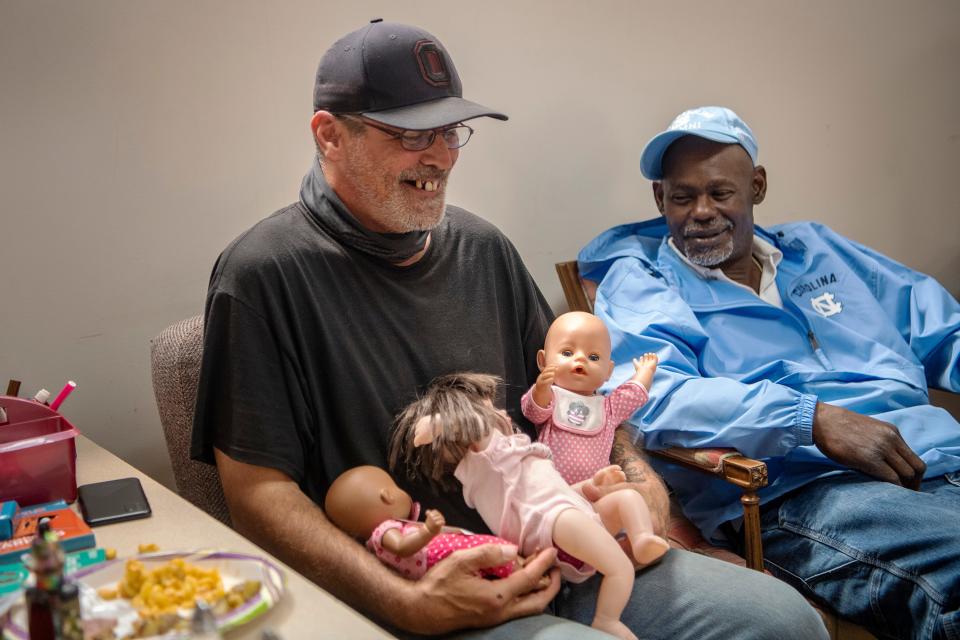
xmin=649 ymin=446 xmax=768 ymax=571
xmin=649 ymin=446 xmax=768 ymax=490
xmin=555 ymin=261 xmax=594 ymax=313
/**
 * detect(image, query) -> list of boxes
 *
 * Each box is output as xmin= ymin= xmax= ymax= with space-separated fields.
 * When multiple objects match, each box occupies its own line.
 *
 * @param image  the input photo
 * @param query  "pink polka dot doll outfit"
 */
xmin=521 ymin=381 xmax=649 ymax=484
xmin=365 ymin=503 xmax=516 ymax=579
xmin=454 ymin=429 xmax=601 ymax=583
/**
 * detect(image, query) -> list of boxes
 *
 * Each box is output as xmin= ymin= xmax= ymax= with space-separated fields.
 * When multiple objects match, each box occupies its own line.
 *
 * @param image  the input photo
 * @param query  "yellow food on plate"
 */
xmin=97 ymin=585 xmax=119 ymax=600
xmin=117 ymin=557 xmax=225 ymax=616
xmin=126 ymin=579 xmax=264 ymax=638
xmin=104 ymin=555 xmax=263 ymax=638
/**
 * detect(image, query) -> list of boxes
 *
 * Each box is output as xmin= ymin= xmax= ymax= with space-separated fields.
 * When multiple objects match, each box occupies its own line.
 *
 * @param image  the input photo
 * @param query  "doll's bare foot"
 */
xmin=632 ymin=534 xmax=670 ymax=567
xmin=592 ymin=464 xmax=627 ymax=487
xmin=631 ymin=353 xmax=659 ymax=391
xmin=592 ymin=616 xmax=638 ymax=640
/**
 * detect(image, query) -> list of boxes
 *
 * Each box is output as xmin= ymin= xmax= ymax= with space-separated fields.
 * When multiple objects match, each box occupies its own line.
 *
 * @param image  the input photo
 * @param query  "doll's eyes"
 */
xmin=588 ymin=354 xmax=600 ymax=361
xmin=561 ymin=350 xmax=573 ymax=357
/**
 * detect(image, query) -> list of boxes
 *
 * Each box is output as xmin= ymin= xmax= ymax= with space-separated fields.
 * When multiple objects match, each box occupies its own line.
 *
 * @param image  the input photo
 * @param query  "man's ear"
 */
xmin=311 ymin=110 xmax=343 ymax=160
xmin=652 ymin=182 xmax=665 ymax=214
xmin=536 ymin=350 xmax=546 ymax=371
xmin=752 ymin=166 xmax=767 ymax=205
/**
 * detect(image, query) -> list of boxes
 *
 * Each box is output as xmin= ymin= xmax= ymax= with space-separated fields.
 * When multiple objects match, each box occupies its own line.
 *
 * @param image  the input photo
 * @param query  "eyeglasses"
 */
xmin=339 ymin=115 xmax=473 ymax=151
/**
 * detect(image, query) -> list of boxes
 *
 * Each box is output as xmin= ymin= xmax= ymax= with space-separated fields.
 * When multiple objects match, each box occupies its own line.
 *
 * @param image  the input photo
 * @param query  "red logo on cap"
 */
xmin=414 ymin=40 xmax=450 ymax=87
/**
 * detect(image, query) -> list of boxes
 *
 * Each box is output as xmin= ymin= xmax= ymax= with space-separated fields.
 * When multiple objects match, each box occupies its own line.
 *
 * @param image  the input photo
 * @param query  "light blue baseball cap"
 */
xmin=640 ymin=106 xmax=758 ymax=180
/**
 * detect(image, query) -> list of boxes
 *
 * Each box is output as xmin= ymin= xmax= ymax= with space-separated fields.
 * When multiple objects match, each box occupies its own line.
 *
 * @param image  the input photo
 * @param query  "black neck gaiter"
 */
xmin=299 ymin=158 xmax=430 ymax=263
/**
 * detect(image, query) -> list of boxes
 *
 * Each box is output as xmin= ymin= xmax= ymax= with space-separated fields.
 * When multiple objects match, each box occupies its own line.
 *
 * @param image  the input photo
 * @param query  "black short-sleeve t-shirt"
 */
xmin=191 ymin=199 xmax=553 ymax=532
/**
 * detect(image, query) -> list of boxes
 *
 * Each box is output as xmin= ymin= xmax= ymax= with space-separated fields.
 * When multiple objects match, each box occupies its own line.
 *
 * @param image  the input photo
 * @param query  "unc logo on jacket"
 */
xmin=788 ymin=271 xmax=842 ymax=318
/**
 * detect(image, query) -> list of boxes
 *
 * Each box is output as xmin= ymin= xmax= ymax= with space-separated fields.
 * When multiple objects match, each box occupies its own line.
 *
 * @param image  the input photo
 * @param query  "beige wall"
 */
xmin=1 ymin=0 xmax=957 ymax=487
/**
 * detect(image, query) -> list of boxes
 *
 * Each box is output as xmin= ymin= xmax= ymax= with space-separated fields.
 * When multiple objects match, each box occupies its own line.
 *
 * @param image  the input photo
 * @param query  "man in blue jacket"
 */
xmin=579 ymin=106 xmax=960 ymax=639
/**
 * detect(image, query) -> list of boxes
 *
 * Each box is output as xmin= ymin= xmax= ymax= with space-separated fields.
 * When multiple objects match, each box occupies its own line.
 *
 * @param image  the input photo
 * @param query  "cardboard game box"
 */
xmin=0 ymin=500 xmax=95 ymax=566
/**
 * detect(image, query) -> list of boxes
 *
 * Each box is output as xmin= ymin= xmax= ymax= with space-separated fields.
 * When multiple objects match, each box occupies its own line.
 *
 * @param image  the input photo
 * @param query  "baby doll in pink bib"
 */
xmin=521 ymin=311 xmax=668 ymax=565
xmin=522 ymin=311 xmax=660 ymax=486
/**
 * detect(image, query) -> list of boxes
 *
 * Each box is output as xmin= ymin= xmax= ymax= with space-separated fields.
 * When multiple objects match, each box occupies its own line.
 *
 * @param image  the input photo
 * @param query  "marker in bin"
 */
xmin=49 ymin=381 xmax=77 ymax=412
xmin=32 ymin=389 xmax=50 ymax=405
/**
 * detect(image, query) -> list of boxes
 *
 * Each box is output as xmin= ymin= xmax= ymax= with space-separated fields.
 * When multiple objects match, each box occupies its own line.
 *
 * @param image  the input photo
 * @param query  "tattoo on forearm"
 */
xmin=623 ymin=465 xmax=648 ymax=484
xmin=610 ymin=428 xmax=670 ymax=533
xmin=611 ymin=430 xmax=648 ymax=483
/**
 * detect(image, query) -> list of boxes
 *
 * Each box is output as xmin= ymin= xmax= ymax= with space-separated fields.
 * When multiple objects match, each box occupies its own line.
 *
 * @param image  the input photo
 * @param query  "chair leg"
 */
xmin=741 ymin=490 xmax=763 ymax=571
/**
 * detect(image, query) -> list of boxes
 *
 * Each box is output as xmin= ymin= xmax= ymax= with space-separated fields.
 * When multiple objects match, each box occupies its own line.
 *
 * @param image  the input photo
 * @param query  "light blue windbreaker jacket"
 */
xmin=578 ymin=219 xmax=960 ymax=541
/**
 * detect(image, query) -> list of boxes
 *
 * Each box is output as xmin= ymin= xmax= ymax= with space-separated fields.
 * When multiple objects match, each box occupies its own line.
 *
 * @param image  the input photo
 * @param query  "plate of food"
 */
xmin=3 ymin=550 xmax=285 ymax=639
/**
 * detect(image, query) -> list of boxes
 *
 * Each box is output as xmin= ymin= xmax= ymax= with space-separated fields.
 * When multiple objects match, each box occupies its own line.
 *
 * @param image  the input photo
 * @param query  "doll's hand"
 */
xmin=424 ymin=509 xmax=446 ymax=535
xmin=532 ymin=366 xmax=557 ymax=408
xmin=631 ymin=353 xmax=658 ymax=390
xmin=592 ymin=464 xmax=627 ymax=487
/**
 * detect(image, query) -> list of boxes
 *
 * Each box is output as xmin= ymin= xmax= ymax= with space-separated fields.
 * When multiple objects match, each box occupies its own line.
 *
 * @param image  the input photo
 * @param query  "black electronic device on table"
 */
xmin=77 ymin=477 xmax=152 ymax=526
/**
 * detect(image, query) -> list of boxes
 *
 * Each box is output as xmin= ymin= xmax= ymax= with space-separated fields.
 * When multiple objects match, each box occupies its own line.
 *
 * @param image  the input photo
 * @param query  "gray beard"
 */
xmin=681 ymin=217 xmax=735 ymax=267
xmin=388 ymin=201 xmax=446 ymax=232
xmin=684 ymin=238 xmax=734 ymax=267
xmin=344 ymin=135 xmax=448 ymax=233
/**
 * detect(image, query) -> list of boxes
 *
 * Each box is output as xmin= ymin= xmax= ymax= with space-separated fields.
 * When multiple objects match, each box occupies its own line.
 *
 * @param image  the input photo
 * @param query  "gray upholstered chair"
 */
xmin=150 ymin=315 xmax=231 ymax=526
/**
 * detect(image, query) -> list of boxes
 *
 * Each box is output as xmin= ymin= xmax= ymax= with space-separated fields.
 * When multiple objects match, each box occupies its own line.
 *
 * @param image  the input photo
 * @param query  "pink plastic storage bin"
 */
xmin=0 ymin=395 xmax=80 ymax=506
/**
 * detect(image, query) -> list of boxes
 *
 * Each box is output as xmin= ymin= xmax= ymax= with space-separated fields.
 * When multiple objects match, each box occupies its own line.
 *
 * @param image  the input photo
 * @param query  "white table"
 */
xmin=74 ymin=436 xmax=394 ymax=639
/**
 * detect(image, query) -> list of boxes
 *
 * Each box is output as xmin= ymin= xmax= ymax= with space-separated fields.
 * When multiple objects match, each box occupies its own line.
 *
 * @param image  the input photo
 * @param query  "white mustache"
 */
xmin=683 ymin=219 xmax=733 ymax=237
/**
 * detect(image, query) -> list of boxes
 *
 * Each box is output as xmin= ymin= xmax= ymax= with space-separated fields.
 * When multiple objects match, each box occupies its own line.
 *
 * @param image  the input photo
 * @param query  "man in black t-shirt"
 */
xmin=191 ymin=19 xmax=826 ymax=640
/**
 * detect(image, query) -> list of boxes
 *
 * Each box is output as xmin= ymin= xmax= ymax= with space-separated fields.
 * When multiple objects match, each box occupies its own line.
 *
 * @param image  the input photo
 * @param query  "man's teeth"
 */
xmin=414 ymin=179 xmax=438 ymax=192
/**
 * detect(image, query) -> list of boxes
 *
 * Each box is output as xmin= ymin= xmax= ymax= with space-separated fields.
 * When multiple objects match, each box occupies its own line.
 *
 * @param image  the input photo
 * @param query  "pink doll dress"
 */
xmin=454 ymin=429 xmax=600 ymax=583
xmin=366 ymin=518 xmax=516 ymax=579
xmin=522 ymin=380 xmax=649 ymax=484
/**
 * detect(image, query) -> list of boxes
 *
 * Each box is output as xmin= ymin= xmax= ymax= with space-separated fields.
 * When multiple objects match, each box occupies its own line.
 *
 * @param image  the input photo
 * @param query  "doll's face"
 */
xmin=539 ymin=312 xmax=614 ymax=395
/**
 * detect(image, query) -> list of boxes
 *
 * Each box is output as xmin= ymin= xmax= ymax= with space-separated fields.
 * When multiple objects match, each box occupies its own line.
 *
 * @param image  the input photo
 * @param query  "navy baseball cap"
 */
xmin=640 ymin=106 xmax=758 ymax=180
xmin=313 ymin=19 xmax=507 ymax=130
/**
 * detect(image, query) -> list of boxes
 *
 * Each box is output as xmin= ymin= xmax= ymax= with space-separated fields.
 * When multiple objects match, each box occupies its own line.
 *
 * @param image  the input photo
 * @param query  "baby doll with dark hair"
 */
xmin=325 ymin=465 xmax=519 ymax=580
xmin=390 ymin=372 xmax=668 ymax=640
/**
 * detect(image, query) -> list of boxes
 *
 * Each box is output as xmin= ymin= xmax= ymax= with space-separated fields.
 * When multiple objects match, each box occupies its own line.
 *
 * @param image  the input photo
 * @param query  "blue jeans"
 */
xmin=760 ymin=471 xmax=960 ymax=640
xmin=423 ymin=549 xmax=827 ymax=639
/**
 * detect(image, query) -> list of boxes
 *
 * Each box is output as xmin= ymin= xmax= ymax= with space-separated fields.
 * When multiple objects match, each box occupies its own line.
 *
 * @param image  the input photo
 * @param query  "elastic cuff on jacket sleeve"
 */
xmin=794 ymin=394 xmax=817 ymax=447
